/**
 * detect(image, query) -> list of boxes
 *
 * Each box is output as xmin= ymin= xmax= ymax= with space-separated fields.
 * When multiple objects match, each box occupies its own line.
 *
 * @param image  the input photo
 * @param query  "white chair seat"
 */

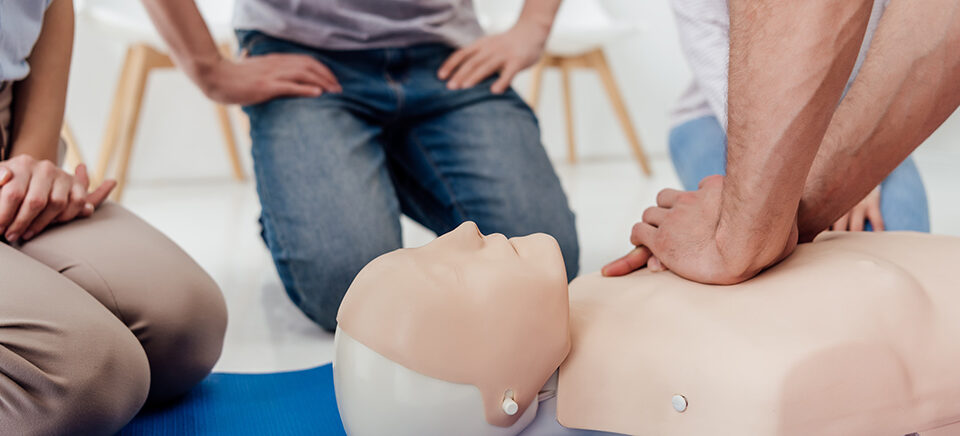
xmin=476 ymin=0 xmax=641 ymax=57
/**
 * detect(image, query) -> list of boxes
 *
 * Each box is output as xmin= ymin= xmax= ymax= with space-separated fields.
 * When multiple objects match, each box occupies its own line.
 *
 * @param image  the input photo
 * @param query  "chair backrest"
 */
xmin=473 ymin=0 xmax=617 ymax=34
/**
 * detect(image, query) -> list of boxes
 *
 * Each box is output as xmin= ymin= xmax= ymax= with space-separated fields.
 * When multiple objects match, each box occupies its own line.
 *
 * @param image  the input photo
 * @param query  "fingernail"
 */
xmin=601 ymin=266 xmax=609 ymax=276
xmin=22 ymin=231 xmax=34 ymax=240
xmin=447 ymin=82 xmax=458 ymax=90
xmin=6 ymin=233 xmax=18 ymax=242
xmin=0 ymin=167 xmax=8 ymax=178
xmin=84 ymin=203 xmax=95 ymax=213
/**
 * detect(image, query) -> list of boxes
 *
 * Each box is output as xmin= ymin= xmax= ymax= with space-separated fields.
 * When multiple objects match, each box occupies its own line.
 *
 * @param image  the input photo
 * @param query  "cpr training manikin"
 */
xmin=333 ymin=221 xmax=960 ymax=436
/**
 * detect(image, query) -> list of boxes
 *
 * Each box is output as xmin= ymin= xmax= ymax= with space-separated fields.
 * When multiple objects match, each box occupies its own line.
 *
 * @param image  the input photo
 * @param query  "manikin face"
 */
xmin=335 ymin=222 xmax=571 ymax=435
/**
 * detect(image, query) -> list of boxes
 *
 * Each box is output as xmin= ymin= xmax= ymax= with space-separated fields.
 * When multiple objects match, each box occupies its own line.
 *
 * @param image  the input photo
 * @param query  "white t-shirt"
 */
xmin=670 ymin=0 xmax=890 ymax=129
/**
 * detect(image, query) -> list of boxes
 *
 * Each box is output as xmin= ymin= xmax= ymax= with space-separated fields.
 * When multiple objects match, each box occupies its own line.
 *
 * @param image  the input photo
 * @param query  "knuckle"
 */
xmin=26 ymin=195 xmax=47 ymax=210
xmin=3 ymin=188 xmax=24 ymax=203
xmin=49 ymin=196 xmax=68 ymax=209
xmin=641 ymin=207 xmax=657 ymax=222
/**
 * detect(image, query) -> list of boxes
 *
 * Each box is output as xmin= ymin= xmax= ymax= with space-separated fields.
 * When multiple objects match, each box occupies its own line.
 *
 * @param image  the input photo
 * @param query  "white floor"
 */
xmin=119 ymin=150 xmax=960 ymax=374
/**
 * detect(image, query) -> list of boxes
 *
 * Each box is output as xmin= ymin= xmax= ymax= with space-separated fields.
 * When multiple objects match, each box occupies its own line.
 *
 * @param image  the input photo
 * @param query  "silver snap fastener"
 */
xmin=672 ymin=394 xmax=687 ymax=412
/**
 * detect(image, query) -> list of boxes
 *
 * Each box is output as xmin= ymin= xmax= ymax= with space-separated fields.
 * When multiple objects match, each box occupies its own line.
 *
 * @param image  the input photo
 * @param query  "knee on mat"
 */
xmin=7 ymin=314 xmax=151 ymax=436
xmin=140 ymin=268 xmax=228 ymax=404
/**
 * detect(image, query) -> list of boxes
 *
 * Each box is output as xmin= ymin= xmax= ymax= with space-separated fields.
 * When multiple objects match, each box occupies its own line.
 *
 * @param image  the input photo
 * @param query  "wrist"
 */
xmin=715 ymin=212 xmax=795 ymax=281
xmin=512 ymin=16 xmax=552 ymax=42
xmin=183 ymin=52 xmax=227 ymax=97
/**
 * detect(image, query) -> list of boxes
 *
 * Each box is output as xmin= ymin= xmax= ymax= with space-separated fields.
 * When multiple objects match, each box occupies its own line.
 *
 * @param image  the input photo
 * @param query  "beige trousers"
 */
xmin=0 ymin=83 xmax=228 ymax=435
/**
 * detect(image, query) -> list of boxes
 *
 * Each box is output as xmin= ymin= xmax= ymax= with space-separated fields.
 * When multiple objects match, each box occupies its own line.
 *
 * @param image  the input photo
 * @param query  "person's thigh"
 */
xmin=391 ymin=87 xmax=580 ymax=280
xmin=0 ymin=243 xmax=150 ymax=436
xmin=245 ymin=92 xmax=402 ymax=331
xmin=17 ymin=203 xmax=227 ymax=404
xmin=877 ymin=155 xmax=930 ymax=232
xmin=668 ymin=115 xmax=727 ymax=191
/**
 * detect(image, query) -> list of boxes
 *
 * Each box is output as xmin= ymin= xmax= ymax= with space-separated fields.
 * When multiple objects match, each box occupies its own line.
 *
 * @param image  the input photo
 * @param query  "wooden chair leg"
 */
xmin=61 ymin=122 xmax=84 ymax=170
xmin=527 ymin=57 xmax=547 ymax=113
xmin=214 ymin=103 xmax=245 ymax=181
xmin=590 ymin=49 xmax=652 ymax=175
xmin=560 ymin=59 xmax=577 ymax=164
xmin=110 ymin=45 xmax=156 ymax=201
xmin=94 ymin=46 xmax=139 ymax=186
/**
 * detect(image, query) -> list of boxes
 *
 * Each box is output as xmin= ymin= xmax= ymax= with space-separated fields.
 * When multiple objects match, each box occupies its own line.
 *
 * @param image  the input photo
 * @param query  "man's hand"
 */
xmin=602 ymin=175 xmax=798 ymax=284
xmin=438 ymin=21 xmax=550 ymax=94
xmin=195 ymin=54 xmax=341 ymax=105
xmin=830 ymin=186 xmax=883 ymax=232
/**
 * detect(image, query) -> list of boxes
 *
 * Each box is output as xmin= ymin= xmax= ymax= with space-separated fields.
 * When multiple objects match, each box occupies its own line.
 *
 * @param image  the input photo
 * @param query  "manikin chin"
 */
xmin=333 ymin=221 xmax=960 ymax=436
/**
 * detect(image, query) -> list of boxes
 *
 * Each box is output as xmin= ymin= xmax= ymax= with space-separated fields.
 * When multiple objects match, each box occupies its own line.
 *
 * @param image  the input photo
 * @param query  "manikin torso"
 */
xmin=334 ymin=224 xmax=960 ymax=435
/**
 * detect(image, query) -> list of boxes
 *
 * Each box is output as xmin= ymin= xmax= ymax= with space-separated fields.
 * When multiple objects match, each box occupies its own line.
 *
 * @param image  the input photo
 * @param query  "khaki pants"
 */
xmin=0 ymin=83 xmax=227 ymax=435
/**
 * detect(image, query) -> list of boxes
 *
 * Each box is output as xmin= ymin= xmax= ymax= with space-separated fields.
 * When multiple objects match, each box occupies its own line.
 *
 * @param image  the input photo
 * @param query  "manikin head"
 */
xmin=334 ymin=222 xmax=571 ymax=436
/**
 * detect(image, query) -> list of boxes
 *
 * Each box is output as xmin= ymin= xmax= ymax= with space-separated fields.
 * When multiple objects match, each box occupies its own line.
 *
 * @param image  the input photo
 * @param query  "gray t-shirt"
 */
xmin=233 ymin=0 xmax=485 ymax=50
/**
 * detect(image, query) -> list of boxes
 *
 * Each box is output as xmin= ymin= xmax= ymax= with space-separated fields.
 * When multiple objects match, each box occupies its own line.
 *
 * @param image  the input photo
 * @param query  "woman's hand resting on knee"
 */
xmin=0 ymin=155 xmax=115 ymax=242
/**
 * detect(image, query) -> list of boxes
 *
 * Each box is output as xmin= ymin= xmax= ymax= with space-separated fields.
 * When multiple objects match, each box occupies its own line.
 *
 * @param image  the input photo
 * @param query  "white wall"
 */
xmin=64 ymin=0 xmax=960 ymax=184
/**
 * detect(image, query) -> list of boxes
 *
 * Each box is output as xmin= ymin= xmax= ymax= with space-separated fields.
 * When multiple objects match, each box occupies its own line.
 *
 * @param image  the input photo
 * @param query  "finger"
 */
xmin=641 ymin=206 xmax=669 ymax=228
xmin=648 ymin=256 xmax=666 ymax=272
xmin=849 ymin=207 xmax=866 ymax=232
xmin=0 ymin=167 xmax=11 ymax=185
xmin=0 ymin=176 xmax=29 ymax=235
xmin=656 ymin=188 xmax=684 ymax=208
xmin=629 ymin=221 xmax=659 ymax=249
xmin=601 ymin=246 xmax=652 ymax=277
xmin=57 ymin=181 xmax=87 ymax=223
xmin=268 ymin=82 xmax=323 ymax=99
xmin=279 ymin=70 xmax=338 ymax=93
xmin=7 ymin=168 xmax=55 ymax=241
xmin=279 ymin=59 xmax=341 ymax=92
xmin=438 ymin=46 xmax=476 ymax=80
xmin=490 ymin=63 xmax=521 ymax=94
xmin=85 ymin=179 xmax=117 ymax=210
xmin=306 ymin=59 xmax=341 ymax=91
xmin=867 ymin=204 xmax=885 ymax=232
xmin=448 ymin=51 xmax=494 ymax=89
xmin=832 ymin=214 xmax=850 ymax=232
xmin=75 ymin=163 xmax=90 ymax=190
xmin=459 ymin=56 xmax=504 ymax=90
xmin=23 ymin=175 xmax=71 ymax=240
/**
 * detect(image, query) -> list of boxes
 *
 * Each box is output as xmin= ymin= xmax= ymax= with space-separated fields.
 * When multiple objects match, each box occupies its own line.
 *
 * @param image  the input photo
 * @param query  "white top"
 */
xmin=670 ymin=0 xmax=889 ymax=129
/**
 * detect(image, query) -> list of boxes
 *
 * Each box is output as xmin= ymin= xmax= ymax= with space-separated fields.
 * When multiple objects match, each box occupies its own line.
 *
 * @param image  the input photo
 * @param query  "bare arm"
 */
xmin=798 ymin=0 xmax=960 ymax=241
xmin=1 ymin=0 xmax=113 ymax=242
xmin=717 ymin=0 xmax=874 ymax=274
xmin=609 ymin=0 xmax=876 ymax=283
xmin=10 ymin=0 xmax=74 ymax=162
xmin=141 ymin=0 xmax=339 ymax=104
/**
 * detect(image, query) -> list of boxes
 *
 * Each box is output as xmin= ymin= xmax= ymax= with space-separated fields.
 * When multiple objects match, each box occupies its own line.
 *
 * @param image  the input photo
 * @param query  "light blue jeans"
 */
xmin=238 ymin=31 xmax=579 ymax=331
xmin=668 ymin=115 xmax=930 ymax=232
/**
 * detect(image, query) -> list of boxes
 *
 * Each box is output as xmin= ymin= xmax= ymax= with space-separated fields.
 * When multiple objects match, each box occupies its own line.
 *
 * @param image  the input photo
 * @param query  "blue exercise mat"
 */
xmin=119 ymin=364 xmax=346 ymax=436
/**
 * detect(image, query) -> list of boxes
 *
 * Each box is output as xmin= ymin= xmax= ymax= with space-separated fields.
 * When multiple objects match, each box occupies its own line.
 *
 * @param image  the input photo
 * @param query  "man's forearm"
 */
xmin=10 ymin=0 xmax=74 ymax=163
xmin=514 ymin=0 xmax=562 ymax=35
xmin=141 ymin=0 xmax=222 ymax=89
xmin=719 ymin=0 xmax=873 ymax=272
xmin=799 ymin=0 xmax=960 ymax=240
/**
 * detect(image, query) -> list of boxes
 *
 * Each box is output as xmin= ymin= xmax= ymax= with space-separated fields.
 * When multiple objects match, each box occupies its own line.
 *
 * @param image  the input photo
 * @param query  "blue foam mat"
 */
xmin=119 ymin=364 xmax=346 ymax=436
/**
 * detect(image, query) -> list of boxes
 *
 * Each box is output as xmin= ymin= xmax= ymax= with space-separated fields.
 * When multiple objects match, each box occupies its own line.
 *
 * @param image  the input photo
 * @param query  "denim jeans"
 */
xmin=668 ymin=115 xmax=930 ymax=232
xmin=238 ymin=31 xmax=579 ymax=330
